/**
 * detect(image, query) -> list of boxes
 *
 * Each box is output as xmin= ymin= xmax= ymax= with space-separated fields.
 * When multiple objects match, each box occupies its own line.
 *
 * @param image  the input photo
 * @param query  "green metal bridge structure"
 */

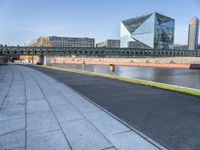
xmin=1 ymin=46 xmax=200 ymax=57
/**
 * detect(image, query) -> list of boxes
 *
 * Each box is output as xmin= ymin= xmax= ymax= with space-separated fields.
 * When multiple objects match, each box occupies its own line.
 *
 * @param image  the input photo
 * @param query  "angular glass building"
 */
xmin=120 ymin=12 xmax=175 ymax=50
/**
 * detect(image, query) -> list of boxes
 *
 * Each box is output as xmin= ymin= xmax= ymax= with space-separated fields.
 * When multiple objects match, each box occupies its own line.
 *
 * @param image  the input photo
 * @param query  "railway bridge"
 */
xmin=0 ymin=46 xmax=200 ymax=64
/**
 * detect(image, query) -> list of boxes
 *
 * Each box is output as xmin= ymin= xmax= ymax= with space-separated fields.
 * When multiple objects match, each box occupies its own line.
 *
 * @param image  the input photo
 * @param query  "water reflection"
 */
xmin=53 ymin=64 xmax=200 ymax=89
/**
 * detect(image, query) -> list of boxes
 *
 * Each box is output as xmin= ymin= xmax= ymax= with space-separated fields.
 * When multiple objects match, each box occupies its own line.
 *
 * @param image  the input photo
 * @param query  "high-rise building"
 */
xmin=120 ymin=12 xmax=175 ymax=50
xmin=96 ymin=39 xmax=120 ymax=48
xmin=188 ymin=17 xmax=199 ymax=50
xmin=30 ymin=36 xmax=95 ymax=47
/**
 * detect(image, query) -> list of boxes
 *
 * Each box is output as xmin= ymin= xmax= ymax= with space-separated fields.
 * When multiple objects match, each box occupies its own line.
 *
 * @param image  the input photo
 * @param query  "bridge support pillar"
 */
xmin=39 ymin=55 xmax=52 ymax=65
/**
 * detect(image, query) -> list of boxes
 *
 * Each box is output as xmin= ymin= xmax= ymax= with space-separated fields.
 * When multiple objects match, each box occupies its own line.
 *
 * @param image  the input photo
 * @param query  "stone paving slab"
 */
xmin=3 ymin=96 xmax=25 ymax=106
xmin=51 ymin=104 xmax=83 ymax=123
xmin=72 ymin=97 xmax=101 ymax=114
xmin=27 ymin=111 xmax=60 ymax=134
xmin=27 ymin=99 xmax=51 ymax=113
xmin=84 ymin=110 xmax=130 ymax=136
xmin=0 ymin=105 xmax=25 ymax=121
xmin=27 ymin=130 xmax=71 ymax=150
xmin=0 ymin=129 xmax=25 ymax=150
xmin=0 ymin=65 xmax=162 ymax=150
xmin=0 ymin=118 xmax=25 ymax=135
xmin=26 ymin=87 xmax=44 ymax=100
xmin=46 ymin=95 xmax=70 ymax=106
xmin=107 ymin=131 xmax=158 ymax=150
xmin=61 ymin=119 xmax=112 ymax=150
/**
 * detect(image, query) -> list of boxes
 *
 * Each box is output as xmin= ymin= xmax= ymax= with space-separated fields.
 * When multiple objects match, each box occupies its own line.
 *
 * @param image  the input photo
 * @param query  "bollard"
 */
xmin=109 ymin=64 xmax=115 ymax=72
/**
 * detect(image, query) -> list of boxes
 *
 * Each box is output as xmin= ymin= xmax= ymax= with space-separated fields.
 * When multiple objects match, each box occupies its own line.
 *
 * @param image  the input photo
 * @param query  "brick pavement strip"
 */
xmin=0 ymin=65 xmax=163 ymax=150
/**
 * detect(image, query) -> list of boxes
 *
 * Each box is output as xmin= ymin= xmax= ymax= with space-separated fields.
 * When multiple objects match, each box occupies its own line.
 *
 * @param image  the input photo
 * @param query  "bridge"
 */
xmin=1 ymin=46 xmax=200 ymax=57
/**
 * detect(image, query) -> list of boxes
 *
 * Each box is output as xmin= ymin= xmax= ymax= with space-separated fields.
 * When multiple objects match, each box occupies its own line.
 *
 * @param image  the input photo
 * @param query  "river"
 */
xmin=52 ymin=64 xmax=200 ymax=89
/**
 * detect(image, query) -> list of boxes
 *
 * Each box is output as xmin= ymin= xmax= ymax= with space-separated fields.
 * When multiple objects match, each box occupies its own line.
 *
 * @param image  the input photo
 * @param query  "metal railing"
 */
xmin=0 ymin=46 xmax=200 ymax=57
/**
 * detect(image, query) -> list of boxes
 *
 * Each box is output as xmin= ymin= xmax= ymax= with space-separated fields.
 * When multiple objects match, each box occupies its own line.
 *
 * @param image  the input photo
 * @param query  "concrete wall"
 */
xmin=49 ymin=57 xmax=200 ymax=65
xmin=38 ymin=56 xmax=52 ymax=65
xmin=20 ymin=56 xmax=39 ymax=64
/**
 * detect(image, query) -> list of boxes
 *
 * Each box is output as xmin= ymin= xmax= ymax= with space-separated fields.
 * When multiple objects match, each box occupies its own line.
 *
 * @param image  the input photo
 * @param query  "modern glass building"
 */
xmin=120 ymin=12 xmax=175 ymax=50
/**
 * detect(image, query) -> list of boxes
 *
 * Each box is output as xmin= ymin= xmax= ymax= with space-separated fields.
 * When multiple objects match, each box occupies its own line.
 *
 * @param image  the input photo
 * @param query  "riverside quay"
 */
xmin=1 ymin=46 xmax=200 ymax=57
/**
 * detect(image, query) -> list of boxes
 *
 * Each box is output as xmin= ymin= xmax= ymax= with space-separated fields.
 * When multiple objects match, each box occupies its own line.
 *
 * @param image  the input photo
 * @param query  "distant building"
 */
xmin=96 ymin=39 xmax=120 ymax=48
xmin=120 ymin=12 xmax=175 ymax=50
xmin=173 ymin=44 xmax=188 ymax=50
xmin=30 ymin=36 xmax=95 ymax=47
xmin=188 ymin=17 xmax=199 ymax=50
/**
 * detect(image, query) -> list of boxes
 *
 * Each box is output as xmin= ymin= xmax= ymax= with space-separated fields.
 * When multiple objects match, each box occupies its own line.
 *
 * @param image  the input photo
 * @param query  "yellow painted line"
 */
xmin=38 ymin=65 xmax=200 ymax=98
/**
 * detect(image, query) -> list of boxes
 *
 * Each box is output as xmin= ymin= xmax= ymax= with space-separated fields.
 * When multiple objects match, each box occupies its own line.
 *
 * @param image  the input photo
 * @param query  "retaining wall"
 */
xmin=48 ymin=57 xmax=200 ymax=69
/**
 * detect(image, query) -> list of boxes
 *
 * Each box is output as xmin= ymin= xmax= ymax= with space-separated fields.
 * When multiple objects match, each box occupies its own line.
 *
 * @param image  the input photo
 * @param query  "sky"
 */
xmin=0 ymin=0 xmax=199 ymax=45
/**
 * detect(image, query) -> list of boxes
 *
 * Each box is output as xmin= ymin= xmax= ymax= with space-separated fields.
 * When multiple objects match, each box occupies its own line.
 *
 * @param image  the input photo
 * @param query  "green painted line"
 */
xmin=40 ymin=65 xmax=200 ymax=98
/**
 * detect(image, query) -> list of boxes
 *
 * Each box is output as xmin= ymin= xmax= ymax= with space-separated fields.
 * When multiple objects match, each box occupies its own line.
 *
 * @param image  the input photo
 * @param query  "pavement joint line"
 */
xmin=27 ymin=129 xmax=63 ymax=135
xmin=0 ymin=67 xmax=7 ymax=91
xmin=0 ymin=67 xmax=14 ymax=109
xmin=28 ymin=71 xmax=73 ymax=150
xmin=26 ymin=110 xmax=53 ymax=115
xmin=7 ymin=146 xmax=25 ymax=150
xmin=16 ymin=66 xmax=28 ymax=150
xmin=112 ymin=129 xmax=132 ymax=135
xmin=0 ymin=128 xmax=25 ymax=137
xmin=0 ymin=117 xmax=25 ymax=123
xmin=4 ymin=102 xmax=25 ymax=105
xmin=100 ymin=146 xmax=116 ymax=150
xmin=62 ymin=118 xmax=84 ymax=122
xmin=27 ymin=98 xmax=45 ymax=101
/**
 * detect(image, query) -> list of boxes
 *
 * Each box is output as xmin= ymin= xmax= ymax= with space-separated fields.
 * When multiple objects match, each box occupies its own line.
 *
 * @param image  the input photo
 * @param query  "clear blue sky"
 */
xmin=0 ymin=0 xmax=199 ymax=45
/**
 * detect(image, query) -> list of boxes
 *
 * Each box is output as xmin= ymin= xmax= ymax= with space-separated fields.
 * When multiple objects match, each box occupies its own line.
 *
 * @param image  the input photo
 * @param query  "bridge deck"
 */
xmin=0 ymin=46 xmax=200 ymax=57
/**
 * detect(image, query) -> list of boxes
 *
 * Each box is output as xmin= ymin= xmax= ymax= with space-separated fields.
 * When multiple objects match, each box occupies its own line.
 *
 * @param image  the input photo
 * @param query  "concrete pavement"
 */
xmin=0 ymin=65 xmax=161 ymax=150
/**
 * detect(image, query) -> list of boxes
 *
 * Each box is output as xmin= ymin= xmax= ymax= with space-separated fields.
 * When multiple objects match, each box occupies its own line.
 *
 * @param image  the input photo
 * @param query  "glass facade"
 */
xmin=48 ymin=36 xmax=95 ymax=47
xmin=120 ymin=12 xmax=175 ymax=50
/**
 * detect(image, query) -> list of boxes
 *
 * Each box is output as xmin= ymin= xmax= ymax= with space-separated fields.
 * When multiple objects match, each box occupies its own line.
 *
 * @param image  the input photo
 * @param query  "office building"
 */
xmin=188 ymin=17 xmax=199 ymax=50
xmin=120 ymin=12 xmax=175 ymax=50
xmin=96 ymin=39 xmax=120 ymax=48
xmin=30 ymin=36 xmax=95 ymax=47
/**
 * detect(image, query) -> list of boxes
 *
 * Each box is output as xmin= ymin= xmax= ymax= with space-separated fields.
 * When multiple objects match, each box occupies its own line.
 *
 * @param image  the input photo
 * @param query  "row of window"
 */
xmin=52 ymin=43 xmax=94 ymax=47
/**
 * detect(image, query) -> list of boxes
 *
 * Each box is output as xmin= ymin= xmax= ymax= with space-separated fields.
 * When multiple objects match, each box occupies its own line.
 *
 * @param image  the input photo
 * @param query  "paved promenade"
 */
xmin=0 ymin=65 xmax=160 ymax=150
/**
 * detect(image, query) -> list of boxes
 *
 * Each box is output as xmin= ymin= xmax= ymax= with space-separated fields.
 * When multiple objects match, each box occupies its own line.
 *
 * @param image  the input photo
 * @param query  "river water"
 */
xmin=52 ymin=64 xmax=200 ymax=89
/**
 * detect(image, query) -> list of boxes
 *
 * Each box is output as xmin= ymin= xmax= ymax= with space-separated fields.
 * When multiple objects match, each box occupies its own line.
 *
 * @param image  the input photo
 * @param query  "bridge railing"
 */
xmin=0 ymin=46 xmax=200 ymax=57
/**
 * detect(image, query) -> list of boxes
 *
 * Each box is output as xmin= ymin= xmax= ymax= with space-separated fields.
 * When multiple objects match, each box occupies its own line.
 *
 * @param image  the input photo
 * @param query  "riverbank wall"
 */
xmin=49 ymin=57 xmax=200 ymax=69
